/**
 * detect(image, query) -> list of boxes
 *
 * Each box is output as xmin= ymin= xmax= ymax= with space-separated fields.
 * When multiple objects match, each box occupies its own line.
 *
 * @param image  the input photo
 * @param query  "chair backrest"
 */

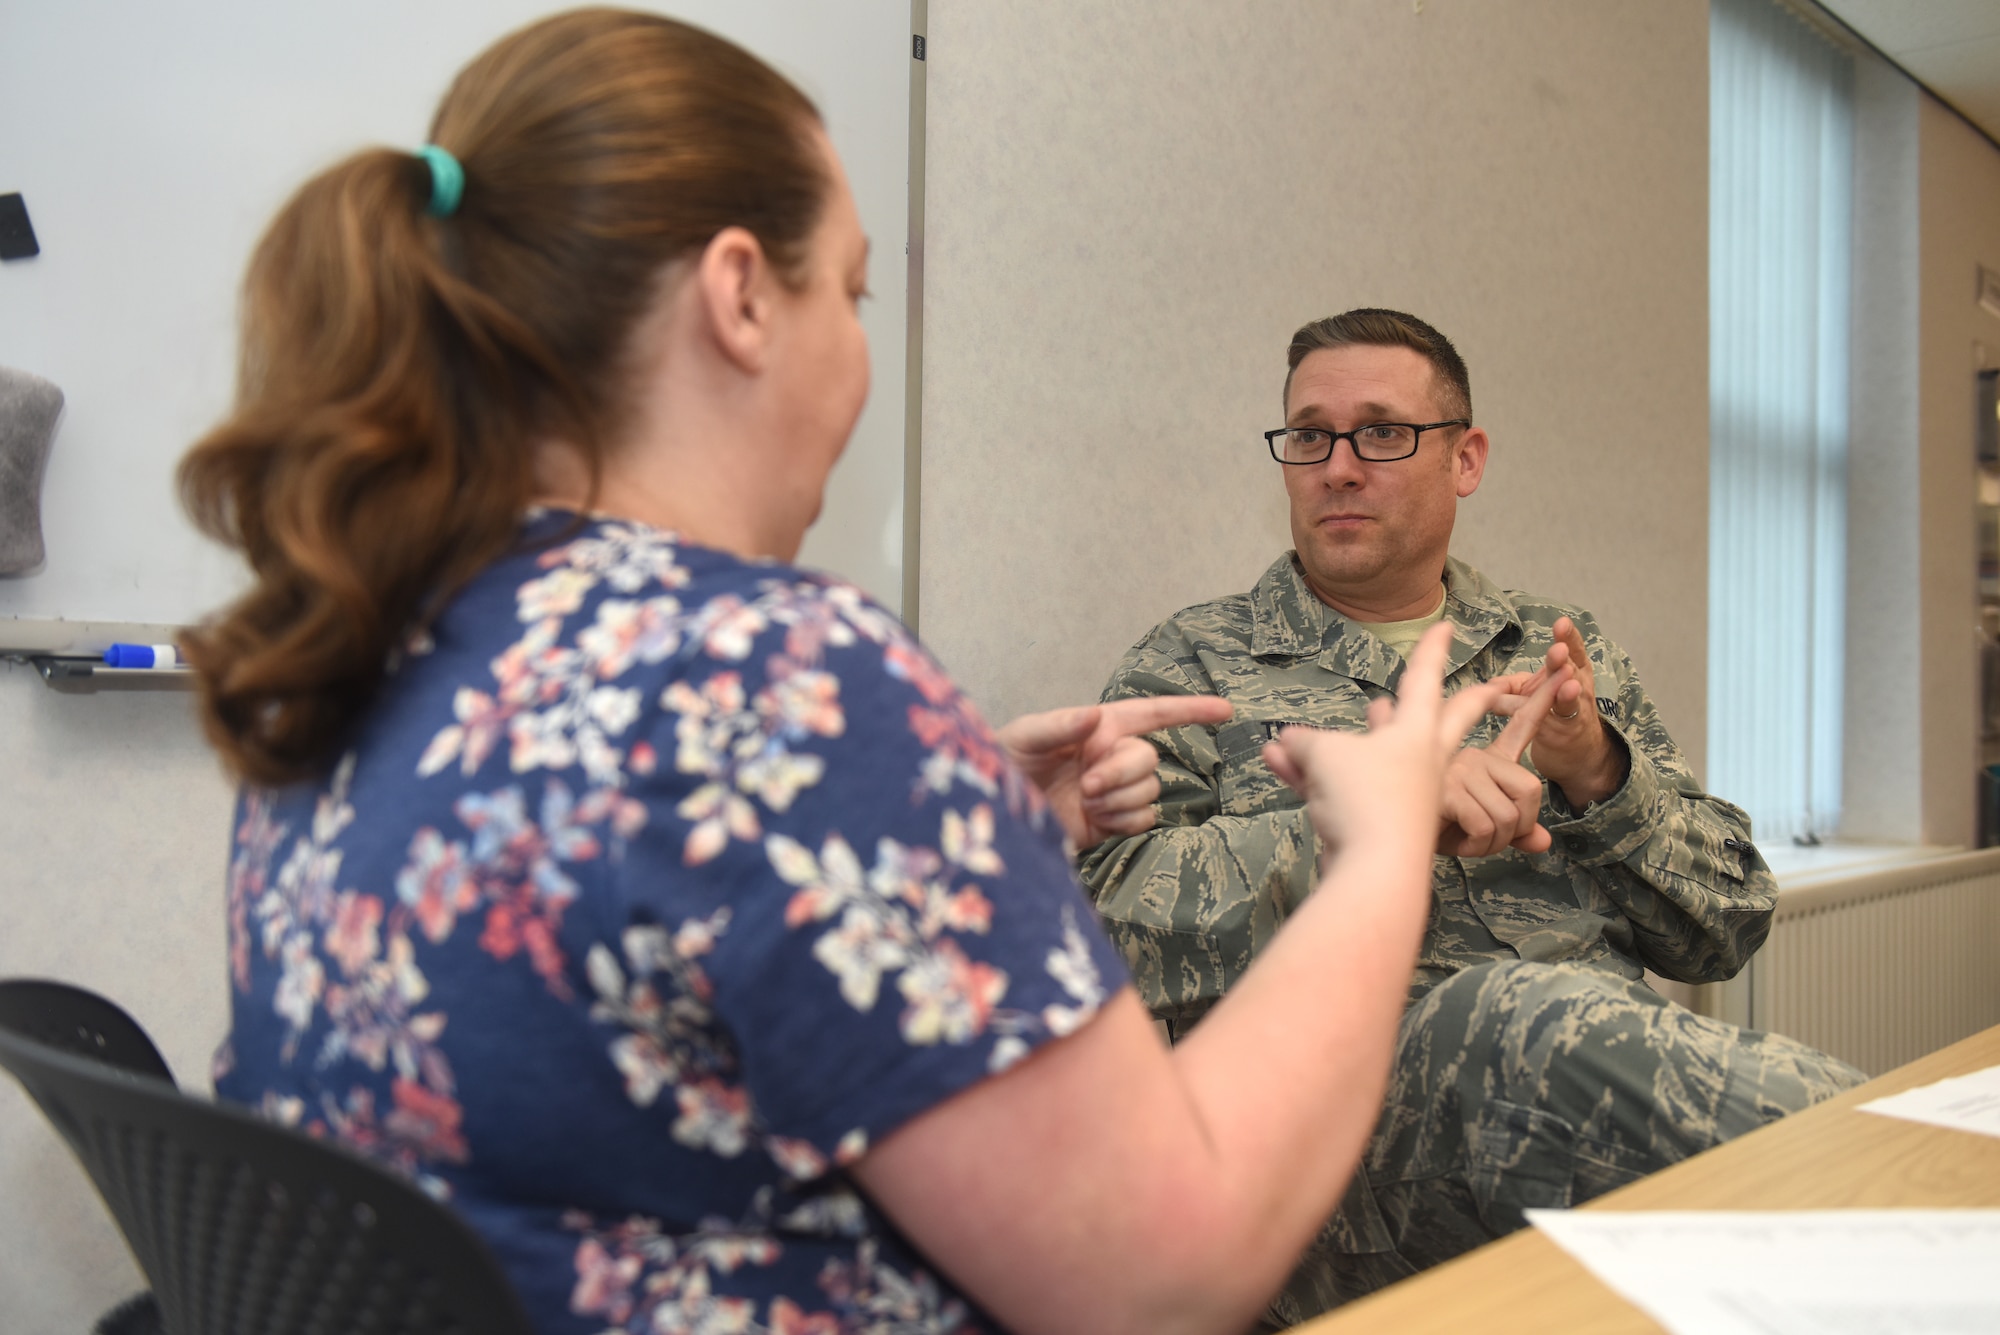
xmin=0 ymin=979 xmax=176 ymax=1084
xmin=0 ymin=986 xmax=536 ymax=1335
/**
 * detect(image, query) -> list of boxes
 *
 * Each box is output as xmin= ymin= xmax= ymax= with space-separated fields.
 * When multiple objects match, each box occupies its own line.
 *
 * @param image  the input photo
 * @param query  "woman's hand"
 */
xmin=997 ymin=696 xmax=1233 ymax=849
xmin=1262 ymin=621 xmax=1505 ymax=864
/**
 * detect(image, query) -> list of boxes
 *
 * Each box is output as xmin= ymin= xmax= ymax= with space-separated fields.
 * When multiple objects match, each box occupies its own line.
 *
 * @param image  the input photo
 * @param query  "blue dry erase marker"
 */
xmin=103 ymin=642 xmax=187 ymax=670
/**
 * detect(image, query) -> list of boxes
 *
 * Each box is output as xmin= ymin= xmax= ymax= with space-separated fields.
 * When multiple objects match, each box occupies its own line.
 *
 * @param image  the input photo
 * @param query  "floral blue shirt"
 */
xmin=215 ymin=511 xmax=1129 ymax=1334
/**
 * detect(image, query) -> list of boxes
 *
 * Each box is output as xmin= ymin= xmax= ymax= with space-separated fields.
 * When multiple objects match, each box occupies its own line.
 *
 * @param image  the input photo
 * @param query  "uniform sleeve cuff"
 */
xmin=1542 ymin=726 xmax=1662 ymax=864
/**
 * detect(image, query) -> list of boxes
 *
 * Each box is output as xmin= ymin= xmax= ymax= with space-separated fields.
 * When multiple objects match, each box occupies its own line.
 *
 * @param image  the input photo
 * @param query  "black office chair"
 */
xmin=0 ymin=980 xmax=178 ymax=1334
xmin=0 ymin=979 xmax=536 ymax=1335
xmin=0 ymin=979 xmax=177 ymax=1085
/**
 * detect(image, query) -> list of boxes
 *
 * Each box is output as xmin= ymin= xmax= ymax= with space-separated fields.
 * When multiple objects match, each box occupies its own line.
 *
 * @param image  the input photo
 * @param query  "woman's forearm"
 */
xmin=1155 ymin=843 xmax=1436 ymax=1326
xmin=851 ymin=843 xmax=1436 ymax=1335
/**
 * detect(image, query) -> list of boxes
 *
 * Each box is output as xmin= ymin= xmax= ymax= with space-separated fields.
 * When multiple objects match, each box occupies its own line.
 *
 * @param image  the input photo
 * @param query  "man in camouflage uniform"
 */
xmin=1078 ymin=309 xmax=1863 ymax=1324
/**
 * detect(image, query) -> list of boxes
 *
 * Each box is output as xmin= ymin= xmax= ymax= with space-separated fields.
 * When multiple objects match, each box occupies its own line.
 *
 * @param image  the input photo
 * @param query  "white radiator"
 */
xmin=1695 ymin=848 xmax=2000 ymax=1076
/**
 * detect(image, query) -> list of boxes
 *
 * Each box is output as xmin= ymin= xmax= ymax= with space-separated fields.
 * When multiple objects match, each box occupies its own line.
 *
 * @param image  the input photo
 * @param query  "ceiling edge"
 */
xmin=1801 ymin=0 xmax=2000 ymax=156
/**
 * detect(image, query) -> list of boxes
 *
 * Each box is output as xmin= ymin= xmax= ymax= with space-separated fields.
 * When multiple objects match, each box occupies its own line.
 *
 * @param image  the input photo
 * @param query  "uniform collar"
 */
xmin=1249 ymin=552 xmax=1524 ymax=689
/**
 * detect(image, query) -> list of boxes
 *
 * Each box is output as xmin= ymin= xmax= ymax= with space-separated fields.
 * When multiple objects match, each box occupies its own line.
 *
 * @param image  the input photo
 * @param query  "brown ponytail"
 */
xmin=178 ymin=8 xmax=826 ymax=786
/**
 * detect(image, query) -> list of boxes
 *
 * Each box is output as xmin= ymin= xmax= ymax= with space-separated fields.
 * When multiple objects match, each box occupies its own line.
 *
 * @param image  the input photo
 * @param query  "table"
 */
xmin=1296 ymin=1023 xmax=2000 ymax=1334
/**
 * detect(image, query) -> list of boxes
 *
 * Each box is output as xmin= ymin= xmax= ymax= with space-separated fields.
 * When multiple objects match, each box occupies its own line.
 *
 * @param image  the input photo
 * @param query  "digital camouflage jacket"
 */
xmin=1079 ymin=553 xmax=1775 ymax=1032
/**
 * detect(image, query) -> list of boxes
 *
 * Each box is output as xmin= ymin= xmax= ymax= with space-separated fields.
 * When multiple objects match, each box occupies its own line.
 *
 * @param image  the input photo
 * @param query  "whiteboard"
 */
xmin=0 ymin=0 xmax=914 ymax=649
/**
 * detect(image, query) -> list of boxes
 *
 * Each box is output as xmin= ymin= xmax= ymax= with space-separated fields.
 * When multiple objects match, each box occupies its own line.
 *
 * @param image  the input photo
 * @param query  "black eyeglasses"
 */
xmin=1264 ymin=419 xmax=1469 ymax=465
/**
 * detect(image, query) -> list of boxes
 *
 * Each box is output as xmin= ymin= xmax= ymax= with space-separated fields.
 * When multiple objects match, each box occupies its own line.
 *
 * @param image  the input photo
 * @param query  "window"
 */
xmin=1708 ymin=0 xmax=1854 ymax=844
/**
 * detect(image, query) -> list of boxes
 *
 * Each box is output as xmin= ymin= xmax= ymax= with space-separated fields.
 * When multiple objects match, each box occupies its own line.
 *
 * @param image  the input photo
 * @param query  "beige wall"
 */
xmin=0 ymin=671 xmax=233 ymax=1333
xmin=1918 ymin=100 xmax=2000 ymax=846
xmin=919 ymin=0 xmax=1714 ymax=774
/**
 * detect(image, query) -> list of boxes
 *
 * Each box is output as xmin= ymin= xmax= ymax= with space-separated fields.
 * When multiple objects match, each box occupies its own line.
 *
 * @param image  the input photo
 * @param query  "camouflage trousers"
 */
xmin=1261 ymin=960 xmax=1866 ymax=1328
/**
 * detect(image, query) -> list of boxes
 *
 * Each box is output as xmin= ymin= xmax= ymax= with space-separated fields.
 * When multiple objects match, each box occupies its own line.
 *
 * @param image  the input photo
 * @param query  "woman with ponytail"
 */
xmin=191 ymin=10 xmax=1538 ymax=1333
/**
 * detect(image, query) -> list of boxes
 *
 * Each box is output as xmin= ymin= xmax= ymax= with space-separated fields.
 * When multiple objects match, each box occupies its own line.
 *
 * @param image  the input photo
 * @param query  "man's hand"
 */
xmin=997 ymin=696 xmax=1234 ymax=849
xmin=1490 ymin=616 xmax=1630 ymax=810
xmin=1438 ymin=662 xmax=1564 ymax=857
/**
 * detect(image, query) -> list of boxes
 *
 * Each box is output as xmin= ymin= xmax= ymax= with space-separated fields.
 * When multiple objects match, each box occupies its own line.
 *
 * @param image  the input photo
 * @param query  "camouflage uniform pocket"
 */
xmin=1215 ymin=718 xmax=1311 ymax=816
xmin=1571 ymin=1131 xmax=1653 ymax=1204
xmin=1465 ymin=1098 xmax=1574 ymax=1234
xmin=1317 ymin=1157 xmax=1397 ymax=1255
xmin=1262 ymin=1164 xmax=1414 ymax=1327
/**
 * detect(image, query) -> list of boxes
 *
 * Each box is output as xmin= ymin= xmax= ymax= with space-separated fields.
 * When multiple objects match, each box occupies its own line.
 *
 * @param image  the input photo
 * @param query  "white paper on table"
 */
xmin=1526 ymin=1209 xmax=2000 ymax=1335
xmin=1857 ymin=1064 xmax=2000 ymax=1139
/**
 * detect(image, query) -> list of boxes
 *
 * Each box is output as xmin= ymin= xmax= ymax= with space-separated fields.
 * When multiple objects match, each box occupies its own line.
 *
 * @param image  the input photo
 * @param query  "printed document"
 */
xmin=1527 ymin=1209 xmax=2000 ymax=1335
xmin=1857 ymin=1064 xmax=2000 ymax=1139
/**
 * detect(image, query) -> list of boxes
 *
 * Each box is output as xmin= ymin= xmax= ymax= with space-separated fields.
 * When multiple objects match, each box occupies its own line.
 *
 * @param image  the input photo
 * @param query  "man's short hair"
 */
xmin=1285 ymin=309 xmax=1472 ymax=423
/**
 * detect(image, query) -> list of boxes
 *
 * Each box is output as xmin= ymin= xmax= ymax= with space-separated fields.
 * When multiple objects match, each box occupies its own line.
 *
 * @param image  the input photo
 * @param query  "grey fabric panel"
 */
xmin=0 ymin=364 xmax=64 ymax=575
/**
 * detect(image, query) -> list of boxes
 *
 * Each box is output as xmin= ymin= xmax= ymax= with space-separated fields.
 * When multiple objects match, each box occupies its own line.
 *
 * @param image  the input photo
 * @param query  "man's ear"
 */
xmin=1453 ymin=425 xmax=1490 ymax=499
xmin=695 ymin=225 xmax=776 ymax=375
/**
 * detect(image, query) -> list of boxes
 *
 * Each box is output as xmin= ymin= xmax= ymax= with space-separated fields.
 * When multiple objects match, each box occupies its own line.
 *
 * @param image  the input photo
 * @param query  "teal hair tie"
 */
xmin=416 ymin=144 xmax=464 ymax=218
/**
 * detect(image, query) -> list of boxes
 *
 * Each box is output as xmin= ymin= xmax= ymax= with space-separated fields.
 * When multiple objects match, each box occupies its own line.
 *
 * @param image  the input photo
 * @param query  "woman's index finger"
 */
xmin=1096 ymin=694 xmax=1234 ymax=740
xmin=1487 ymin=669 xmax=1561 ymax=763
xmin=1398 ymin=621 xmax=1458 ymax=715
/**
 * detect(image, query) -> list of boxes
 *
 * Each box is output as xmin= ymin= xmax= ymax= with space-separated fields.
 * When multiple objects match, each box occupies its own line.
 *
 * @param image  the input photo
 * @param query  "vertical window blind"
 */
xmin=1709 ymin=0 xmax=1853 ymax=844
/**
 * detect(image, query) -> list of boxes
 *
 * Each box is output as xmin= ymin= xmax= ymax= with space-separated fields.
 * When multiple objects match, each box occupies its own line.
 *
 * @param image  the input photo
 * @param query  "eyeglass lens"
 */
xmin=1275 ymin=424 xmax=1418 ymax=463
